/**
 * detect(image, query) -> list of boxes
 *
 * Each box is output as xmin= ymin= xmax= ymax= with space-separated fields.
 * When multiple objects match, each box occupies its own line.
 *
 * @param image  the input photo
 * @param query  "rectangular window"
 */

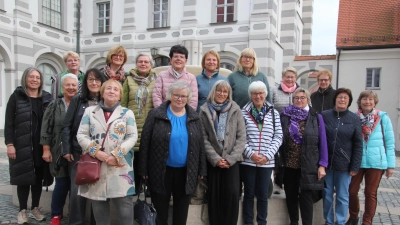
xmin=153 ymin=0 xmax=168 ymax=28
xmin=366 ymin=68 xmax=381 ymax=89
xmin=216 ymin=0 xmax=234 ymax=23
xmin=42 ymin=0 xmax=61 ymax=29
xmin=98 ymin=2 xmax=110 ymax=33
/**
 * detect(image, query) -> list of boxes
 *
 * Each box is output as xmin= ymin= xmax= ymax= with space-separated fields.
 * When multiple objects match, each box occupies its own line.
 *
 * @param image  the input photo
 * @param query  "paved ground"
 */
xmin=0 ymin=136 xmax=399 ymax=224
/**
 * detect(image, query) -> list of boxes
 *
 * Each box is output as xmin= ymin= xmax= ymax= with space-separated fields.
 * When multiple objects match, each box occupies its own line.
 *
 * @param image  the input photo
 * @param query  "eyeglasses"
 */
xmin=251 ymin=92 xmax=265 ymax=96
xmin=242 ymin=55 xmax=254 ymax=60
xmin=112 ymin=54 xmax=125 ymax=59
xmin=172 ymin=55 xmax=186 ymax=60
xmin=67 ymin=59 xmax=79 ymax=63
xmin=87 ymin=78 xmax=101 ymax=83
xmin=28 ymin=75 xmax=41 ymax=80
xmin=216 ymin=90 xmax=229 ymax=95
xmin=172 ymin=94 xmax=188 ymax=100
xmin=318 ymin=79 xmax=330 ymax=82
xmin=294 ymin=96 xmax=307 ymax=101
xmin=337 ymin=96 xmax=349 ymax=100
xmin=137 ymin=60 xmax=150 ymax=64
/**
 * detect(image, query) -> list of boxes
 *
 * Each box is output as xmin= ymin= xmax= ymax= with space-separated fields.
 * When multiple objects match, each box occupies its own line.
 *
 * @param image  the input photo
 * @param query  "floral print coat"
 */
xmin=77 ymin=105 xmax=138 ymax=201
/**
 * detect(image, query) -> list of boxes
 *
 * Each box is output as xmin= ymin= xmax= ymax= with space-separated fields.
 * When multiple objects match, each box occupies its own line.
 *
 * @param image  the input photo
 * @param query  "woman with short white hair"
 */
xmin=241 ymin=81 xmax=283 ymax=225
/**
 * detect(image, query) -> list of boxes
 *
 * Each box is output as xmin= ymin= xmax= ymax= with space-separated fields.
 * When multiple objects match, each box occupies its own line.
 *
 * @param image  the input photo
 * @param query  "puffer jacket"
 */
xmin=61 ymin=95 xmax=89 ymax=155
xmin=4 ymin=87 xmax=52 ymax=185
xmin=152 ymin=66 xmax=198 ymax=110
xmin=40 ymin=98 xmax=68 ymax=178
xmin=272 ymin=83 xmax=300 ymax=113
xmin=199 ymin=101 xmax=246 ymax=166
xmin=359 ymin=111 xmax=396 ymax=169
xmin=138 ymin=101 xmax=207 ymax=195
xmin=322 ymin=108 xmax=362 ymax=172
xmin=121 ymin=70 xmax=157 ymax=152
xmin=310 ymin=85 xmax=336 ymax=113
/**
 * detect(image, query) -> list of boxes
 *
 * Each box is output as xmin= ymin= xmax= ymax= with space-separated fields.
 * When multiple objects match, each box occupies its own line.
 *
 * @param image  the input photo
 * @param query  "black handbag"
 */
xmin=134 ymin=180 xmax=157 ymax=225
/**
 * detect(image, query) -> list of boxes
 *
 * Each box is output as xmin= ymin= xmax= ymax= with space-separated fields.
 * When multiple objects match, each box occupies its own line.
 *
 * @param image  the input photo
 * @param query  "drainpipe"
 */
xmin=76 ymin=0 xmax=81 ymax=54
xmin=336 ymin=49 xmax=341 ymax=89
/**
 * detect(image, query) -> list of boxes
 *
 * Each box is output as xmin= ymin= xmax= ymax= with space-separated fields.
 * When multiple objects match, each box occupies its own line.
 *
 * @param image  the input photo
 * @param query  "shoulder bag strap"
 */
xmin=381 ymin=119 xmax=386 ymax=153
xmin=101 ymin=123 xmax=112 ymax=151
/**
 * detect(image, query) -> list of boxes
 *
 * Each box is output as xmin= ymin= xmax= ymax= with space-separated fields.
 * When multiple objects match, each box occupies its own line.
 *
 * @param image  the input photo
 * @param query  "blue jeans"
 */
xmin=241 ymin=164 xmax=272 ymax=225
xmin=323 ymin=169 xmax=351 ymax=225
xmin=51 ymin=177 xmax=70 ymax=217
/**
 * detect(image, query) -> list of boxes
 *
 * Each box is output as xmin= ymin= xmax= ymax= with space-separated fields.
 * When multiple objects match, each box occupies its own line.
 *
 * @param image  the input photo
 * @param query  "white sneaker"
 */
xmin=29 ymin=207 xmax=46 ymax=221
xmin=17 ymin=209 xmax=29 ymax=224
xmin=273 ymin=184 xmax=282 ymax=194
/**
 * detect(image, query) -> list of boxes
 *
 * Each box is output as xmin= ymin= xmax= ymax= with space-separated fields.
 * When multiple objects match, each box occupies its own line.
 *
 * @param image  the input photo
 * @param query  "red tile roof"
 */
xmin=336 ymin=0 xmax=400 ymax=48
xmin=294 ymin=55 xmax=336 ymax=61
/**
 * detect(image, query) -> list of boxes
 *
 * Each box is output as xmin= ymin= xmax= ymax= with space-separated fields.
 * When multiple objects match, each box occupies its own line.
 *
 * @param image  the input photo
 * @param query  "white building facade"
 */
xmin=0 ymin=0 xmax=313 ymax=133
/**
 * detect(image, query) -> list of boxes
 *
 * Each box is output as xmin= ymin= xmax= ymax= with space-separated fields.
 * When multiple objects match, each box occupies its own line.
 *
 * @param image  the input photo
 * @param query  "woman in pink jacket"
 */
xmin=152 ymin=45 xmax=198 ymax=111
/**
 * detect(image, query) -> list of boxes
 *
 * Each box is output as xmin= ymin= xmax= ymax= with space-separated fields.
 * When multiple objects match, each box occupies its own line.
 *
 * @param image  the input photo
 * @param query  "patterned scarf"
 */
xmin=357 ymin=109 xmax=378 ymax=142
xmin=283 ymin=105 xmax=309 ymax=144
xmin=103 ymin=64 xmax=126 ymax=83
xmin=251 ymin=102 xmax=268 ymax=126
xmin=280 ymin=81 xmax=297 ymax=93
xmin=208 ymin=100 xmax=232 ymax=148
xmin=129 ymin=68 xmax=157 ymax=116
xmin=202 ymin=68 xmax=219 ymax=78
xmin=172 ymin=68 xmax=181 ymax=79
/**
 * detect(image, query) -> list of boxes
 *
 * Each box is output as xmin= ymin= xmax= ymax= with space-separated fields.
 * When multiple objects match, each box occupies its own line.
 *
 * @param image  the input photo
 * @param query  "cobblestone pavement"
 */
xmin=0 ymin=137 xmax=399 ymax=225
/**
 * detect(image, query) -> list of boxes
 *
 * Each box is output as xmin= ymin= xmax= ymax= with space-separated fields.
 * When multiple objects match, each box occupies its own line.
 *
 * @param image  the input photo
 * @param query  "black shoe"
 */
xmin=345 ymin=218 xmax=359 ymax=225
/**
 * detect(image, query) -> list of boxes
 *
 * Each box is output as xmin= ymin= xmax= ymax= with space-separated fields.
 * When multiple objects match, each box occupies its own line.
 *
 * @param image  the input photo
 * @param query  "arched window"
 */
xmin=154 ymin=55 xmax=170 ymax=68
xmin=38 ymin=63 xmax=56 ymax=92
xmin=220 ymin=62 xmax=234 ymax=71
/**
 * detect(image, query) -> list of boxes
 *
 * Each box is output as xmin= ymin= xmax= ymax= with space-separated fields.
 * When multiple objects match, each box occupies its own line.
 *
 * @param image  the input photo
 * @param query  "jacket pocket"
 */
xmin=340 ymin=148 xmax=350 ymax=162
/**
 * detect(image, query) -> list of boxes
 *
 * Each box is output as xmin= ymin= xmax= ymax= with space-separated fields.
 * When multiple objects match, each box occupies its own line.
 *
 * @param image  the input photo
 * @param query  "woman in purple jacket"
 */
xmin=279 ymin=88 xmax=328 ymax=225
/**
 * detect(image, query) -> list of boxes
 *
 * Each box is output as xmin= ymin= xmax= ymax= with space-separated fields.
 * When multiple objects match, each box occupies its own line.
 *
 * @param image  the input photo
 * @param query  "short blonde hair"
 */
xmin=234 ymin=48 xmax=259 ymax=76
xmin=201 ymin=50 xmax=220 ymax=70
xmin=317 ymin=69 xmax=332 ymax=81
xmin=282 ymin=66 xmax=297 ymax=77
xmin=63 ymin=51 xmax=80 ymax=62
xmin=100 ymin=79 xmax=123 ymax=101
xmin=106 ymin=45 xmax=128 ymax=65
xmin=356 ymin=90 xmax=379 ymax=109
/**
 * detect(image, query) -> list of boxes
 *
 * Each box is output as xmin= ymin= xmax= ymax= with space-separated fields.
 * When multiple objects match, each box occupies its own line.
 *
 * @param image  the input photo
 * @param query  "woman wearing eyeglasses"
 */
xmin=227 ymin=48 xmax=271 ymax=109
xmin=121 ymin=53 xmax=157 ymax=191
xmin=139 ymin=80 xmax=206 ymax=225
xmin=321 ymin=88 xmax=362 ymax=225
xmin=279 ymin=88 xmax=328 ymax=225
xmin=100 ymin=45 xmax=128 ymax=85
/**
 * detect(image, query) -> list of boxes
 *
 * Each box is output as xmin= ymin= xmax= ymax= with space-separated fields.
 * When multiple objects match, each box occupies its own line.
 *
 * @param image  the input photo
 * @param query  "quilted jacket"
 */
xmin=138 ymin=101 xmax=207 ymax=195
xmin=272 ymin=83 xmax=300 ymax=113
xmin=152 ymin=66 xmax=198 ymax=110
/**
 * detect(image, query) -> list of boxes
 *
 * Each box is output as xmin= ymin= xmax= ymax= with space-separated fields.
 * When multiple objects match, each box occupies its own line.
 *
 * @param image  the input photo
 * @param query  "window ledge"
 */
xmin=209 ymin=21 xmax=238 ymax=26
xmin=92 ymin=32 xmax=113 ymax=36
xmin=147 ymin=26 xmax=171 ymax=31
xmin=0 ymin=9 xmax=6 ymax=14
xmin=37 ymin=22 xmax=68 ymax=34
xmin=366 ymin=87 xmax=381 ymax=90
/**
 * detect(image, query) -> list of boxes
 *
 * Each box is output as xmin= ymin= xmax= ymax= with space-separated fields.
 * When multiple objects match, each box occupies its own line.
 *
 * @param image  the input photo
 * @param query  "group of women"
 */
xmin=4 ymin=45 xmax=395 ymax=225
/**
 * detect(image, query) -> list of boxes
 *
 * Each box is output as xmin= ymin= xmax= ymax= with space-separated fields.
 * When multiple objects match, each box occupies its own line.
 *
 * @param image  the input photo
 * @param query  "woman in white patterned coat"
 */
xmin=77 ymin=79 xmax=137 ymax=224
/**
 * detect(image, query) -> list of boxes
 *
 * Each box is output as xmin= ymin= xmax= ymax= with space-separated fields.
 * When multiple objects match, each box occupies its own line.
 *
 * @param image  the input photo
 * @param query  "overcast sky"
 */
xmin=311 ymin=0 xmax=340 ymax=55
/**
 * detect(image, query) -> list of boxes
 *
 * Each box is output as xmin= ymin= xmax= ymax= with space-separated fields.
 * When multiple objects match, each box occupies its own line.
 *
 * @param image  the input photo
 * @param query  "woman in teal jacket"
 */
xmin=347 ymin=90 xmax=396 ymax=225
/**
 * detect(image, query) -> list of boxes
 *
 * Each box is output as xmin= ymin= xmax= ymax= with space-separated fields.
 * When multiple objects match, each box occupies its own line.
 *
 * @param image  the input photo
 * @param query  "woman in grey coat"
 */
xmin=199 ymin=80 xmax=246 ymax=225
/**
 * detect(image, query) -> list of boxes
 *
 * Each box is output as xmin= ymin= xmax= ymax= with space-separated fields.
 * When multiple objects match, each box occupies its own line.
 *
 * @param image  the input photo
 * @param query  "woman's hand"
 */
xmin=350 ymin=171 xmax=357 ymax=176
xmin=95 ymin=151 xmax=110 ymax=162
xmin=217 ymin=159 xmax=230 ymax=168
xmin=7 ymin=145 xmax=16 ymax=159
xmin=42 ymin=147 xmax=52 ymax=162
xmin=142 ymin=176 xmax=148 ymax=179
xmin=63 ymin=154 xmax=74 ymax=162
xmin=105 ymin=155 xmax=118 ymax=166
xmin=250 ymin=152 xmax=262 ymax=163
xmin=386 ymin=168 xmax=394 ymax=178
xmin=318 ymin=166 xmax=326 ymax=180
xmin=198 ymin=175 xmax=204 ymax=179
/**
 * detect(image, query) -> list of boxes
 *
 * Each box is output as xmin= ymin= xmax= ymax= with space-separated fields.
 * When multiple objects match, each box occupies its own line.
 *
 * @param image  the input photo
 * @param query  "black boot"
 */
xmin=345 ymin=218 xmax=359 ymax=225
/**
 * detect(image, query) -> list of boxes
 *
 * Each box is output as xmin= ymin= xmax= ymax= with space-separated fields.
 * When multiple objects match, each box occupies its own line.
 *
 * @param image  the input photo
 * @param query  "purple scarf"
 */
xmin=282 ymin=105 xmax=308 ymax=144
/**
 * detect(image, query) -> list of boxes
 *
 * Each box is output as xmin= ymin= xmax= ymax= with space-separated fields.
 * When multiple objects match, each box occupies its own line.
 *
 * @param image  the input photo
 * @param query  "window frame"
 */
xmin=93 ymin=0 xmax=112 ymax=34
xmin=211 ymin=0 xmax=237 ymax=24
xmin=365 ymin=68 xmax=381 ymax=90
xmin=38 ymin=0 xmax=66 ymax=30
xmin=97 ymin=2 xmax=111 ymax=33
xmin=148 ymin=0 xmax=171 ymax=29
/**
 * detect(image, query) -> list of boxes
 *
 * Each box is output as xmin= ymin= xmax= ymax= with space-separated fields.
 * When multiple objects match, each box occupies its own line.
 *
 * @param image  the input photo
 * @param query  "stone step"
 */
xmin=12 ymin=186 xmax=324 ymax=225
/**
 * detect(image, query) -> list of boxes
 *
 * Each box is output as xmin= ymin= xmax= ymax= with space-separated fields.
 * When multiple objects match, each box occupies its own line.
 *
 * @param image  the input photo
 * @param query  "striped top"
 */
xmin=241 ymin=101 xmax=283 ymax=168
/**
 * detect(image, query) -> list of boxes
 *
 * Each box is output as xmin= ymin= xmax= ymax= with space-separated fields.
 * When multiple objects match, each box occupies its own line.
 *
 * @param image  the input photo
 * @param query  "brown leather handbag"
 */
xmin=74 ymin=123 xmax=111 ymax=185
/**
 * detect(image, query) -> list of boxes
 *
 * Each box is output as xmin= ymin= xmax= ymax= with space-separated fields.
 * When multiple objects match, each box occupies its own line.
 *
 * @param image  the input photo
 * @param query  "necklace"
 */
xmin=170 ymin=106 xmax=186 ymax=116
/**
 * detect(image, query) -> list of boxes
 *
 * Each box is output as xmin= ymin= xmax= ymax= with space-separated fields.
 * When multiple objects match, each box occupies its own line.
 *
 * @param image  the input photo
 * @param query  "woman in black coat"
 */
xmin=61 ymin=68 xmax=107 ymax=225
xmin=5 ymin=67 xmax=52 ymax=223
xmin=139 ymin=80 xmax=207 ymax=225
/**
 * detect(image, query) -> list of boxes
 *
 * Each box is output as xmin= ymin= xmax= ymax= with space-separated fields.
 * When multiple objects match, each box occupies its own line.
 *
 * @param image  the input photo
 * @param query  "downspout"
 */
xmin=76 ymin=0 xmax=81 ymax=54
xmin=336 ymin=49 xmax=341 ymax=89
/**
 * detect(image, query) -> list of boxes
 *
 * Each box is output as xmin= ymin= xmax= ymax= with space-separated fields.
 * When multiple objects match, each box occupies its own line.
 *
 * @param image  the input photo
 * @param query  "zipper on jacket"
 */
xmin=329 ymin=116 xmax=341 ymax=170
xmin=322 ymin=95 xmax=325 ymax=112
xmin=247 ymin=110 xmax=266 ymax=167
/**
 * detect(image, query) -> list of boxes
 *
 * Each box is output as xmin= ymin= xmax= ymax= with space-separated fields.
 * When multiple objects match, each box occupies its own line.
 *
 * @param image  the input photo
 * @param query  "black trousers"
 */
xmin=150 ymin=166 xmax=191 ymax=225
xmin=283 ymin=167 xmax=314 ymax=225
xmin=207 ymin=162 xmax=240 ymax=225
xmin=17 ymin=166 xmax=43 ymax=211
